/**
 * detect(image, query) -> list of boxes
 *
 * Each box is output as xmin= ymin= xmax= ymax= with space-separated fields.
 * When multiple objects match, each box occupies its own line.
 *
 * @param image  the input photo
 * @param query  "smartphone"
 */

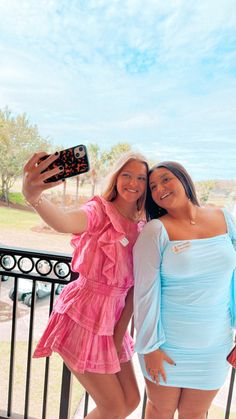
xmin=38 ymin=144 xmax=90 ymax=183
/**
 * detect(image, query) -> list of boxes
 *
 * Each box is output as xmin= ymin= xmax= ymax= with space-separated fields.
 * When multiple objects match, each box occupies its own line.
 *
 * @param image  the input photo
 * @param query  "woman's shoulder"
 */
xmin=201 ymin=206 xmax=233 ymax=224
xmin=84 ymin=195 xmax=133 ymax=234
xmin=138 ymin=218 xmax=167 ymax=239
xmin=79 ymin=196 xmax=109 ymax=233
xmin=134 ymin=218 xmax=168 ymax=255
xmin=199 ymin=206 xmax=221 ymax=215
xmin=219 ymin=206 xmax=236 ymax=236
xmin=90 ymin=195 xmax=113 ymax=213
xmin=82 ymin=195 xmax=109 ymax=215
xmin=199 ymin=206 xmax=236 ymax=238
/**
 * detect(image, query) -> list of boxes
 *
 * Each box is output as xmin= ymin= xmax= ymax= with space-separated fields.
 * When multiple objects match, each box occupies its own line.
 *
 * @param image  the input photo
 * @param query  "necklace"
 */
xmin=113 ymin=203 xmax=140 ymax=222
xmin=189 ymin=206 xmax=198 ymax=225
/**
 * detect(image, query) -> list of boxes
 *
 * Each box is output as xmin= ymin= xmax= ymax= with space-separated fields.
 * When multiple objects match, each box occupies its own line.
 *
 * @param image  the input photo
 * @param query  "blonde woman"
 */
xmin=22 ymin=150 xmax=148 ymax=419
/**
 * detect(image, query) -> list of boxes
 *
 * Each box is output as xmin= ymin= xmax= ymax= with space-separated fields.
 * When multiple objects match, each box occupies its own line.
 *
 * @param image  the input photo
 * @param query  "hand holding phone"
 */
xmin=38 ymin=145 xmax=90 ymax=183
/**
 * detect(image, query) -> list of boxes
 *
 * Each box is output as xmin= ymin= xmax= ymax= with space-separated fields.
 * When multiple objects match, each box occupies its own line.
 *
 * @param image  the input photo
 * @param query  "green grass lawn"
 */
xmin=0 ymin=341 xmax=84 ymax=419
xmin=8 ymin=192 xmax=26 ymax=205
xmin=0 ymin=206 xmax=40 ymax=231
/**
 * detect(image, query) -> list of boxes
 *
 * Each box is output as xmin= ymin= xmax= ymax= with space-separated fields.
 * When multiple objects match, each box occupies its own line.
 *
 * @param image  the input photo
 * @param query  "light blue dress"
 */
xmin=133 ymin=209 xmax=236 ymax=390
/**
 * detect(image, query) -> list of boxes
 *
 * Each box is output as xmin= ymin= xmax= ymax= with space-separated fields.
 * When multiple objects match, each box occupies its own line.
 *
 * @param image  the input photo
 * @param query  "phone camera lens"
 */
xmin=75 ymin=153 xmax=80 ymax=157
xmin=78 ymin=147 xmax=83 ymax=152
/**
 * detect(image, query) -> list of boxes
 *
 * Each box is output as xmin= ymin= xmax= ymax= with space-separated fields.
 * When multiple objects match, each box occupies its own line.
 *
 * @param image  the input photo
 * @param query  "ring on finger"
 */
xmin=148 ymin=368 xmax=159 ymax=375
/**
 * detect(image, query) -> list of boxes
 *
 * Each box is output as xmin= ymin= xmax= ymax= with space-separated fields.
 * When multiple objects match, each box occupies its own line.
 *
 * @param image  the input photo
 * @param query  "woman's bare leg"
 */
xmin=178 ymin=388 xmax=219 ymax=419
xmin=144 ymin=379 xmax=181 ymax=419
xmin=71 ymin=360 xmax=139 ymax=419
xmin=116 ymin=360 xmax=140 ymax=415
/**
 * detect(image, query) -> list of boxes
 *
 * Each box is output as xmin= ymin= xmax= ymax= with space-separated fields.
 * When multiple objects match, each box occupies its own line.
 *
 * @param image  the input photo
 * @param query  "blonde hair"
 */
xmin=102 ymin=151 xmax=149 ymax=212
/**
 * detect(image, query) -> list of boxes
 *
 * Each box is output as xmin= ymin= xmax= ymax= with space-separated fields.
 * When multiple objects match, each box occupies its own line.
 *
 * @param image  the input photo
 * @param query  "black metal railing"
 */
xmin=0 ymin=245 xmax=76 ymax=419
xmin=0 ymin=245 xmax=235 ymax=419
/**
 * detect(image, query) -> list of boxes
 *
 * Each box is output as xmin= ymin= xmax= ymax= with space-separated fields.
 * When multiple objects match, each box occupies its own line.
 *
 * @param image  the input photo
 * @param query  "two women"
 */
xmin=23 ymin=151 xmax=235 ymax=418
xmin=134 ymin=161 xmax=236 ymax=419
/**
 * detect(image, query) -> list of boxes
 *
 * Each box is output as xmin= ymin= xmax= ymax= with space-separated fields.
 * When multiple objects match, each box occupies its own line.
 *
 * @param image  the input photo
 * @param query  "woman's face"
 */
xmin=116 ymin=160 xmax=147 ymax=204
xmin=149 ymin=167 xmax=187 ymax=210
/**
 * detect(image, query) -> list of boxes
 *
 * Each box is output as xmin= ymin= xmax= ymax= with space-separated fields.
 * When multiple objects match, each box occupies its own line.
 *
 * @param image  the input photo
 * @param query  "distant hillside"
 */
xmin=212 ymin=180 xmax=236 ymax=193
xmin=195 ymin=179 xmax=236 ymax=207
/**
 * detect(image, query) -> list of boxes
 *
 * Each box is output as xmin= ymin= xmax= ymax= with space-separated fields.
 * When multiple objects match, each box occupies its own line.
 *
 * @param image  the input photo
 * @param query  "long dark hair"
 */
xmin=146 ymin=161 xmax=200 ymax=220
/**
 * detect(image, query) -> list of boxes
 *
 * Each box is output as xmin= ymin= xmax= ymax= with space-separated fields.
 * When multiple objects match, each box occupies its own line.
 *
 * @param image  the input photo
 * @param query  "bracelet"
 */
xmin=28 ymin=195 xmax=45 ymax=208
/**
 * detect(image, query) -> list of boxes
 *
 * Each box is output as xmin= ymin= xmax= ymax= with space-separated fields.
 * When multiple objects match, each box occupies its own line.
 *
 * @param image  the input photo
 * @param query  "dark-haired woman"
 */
xmin=133 ymin=161 xmax=236 ymax=419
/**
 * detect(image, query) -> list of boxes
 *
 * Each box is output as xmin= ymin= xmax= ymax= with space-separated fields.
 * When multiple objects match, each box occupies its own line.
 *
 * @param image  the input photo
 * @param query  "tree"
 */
xmin=196 ymin=180 xmax=216 ymax=204
xmin=82 ymin=142 xmax=132 ymax=197
xmin=0 ymin=108 xmax=50 ymax=203
xmin=101 ymin=143 xmax=131 ymax=172
xmin=87 ymin=143 xmax=102 ymax=196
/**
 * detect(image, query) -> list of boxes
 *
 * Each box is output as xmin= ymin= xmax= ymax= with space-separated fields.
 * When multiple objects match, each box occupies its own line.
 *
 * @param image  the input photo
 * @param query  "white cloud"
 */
xmin=0 ymin=0 xmax=236 ymax=179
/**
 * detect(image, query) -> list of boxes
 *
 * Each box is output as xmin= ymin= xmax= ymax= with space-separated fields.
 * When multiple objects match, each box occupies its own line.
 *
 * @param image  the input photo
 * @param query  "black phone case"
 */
xmin=39 ymin=145 xmax=90 ymax=183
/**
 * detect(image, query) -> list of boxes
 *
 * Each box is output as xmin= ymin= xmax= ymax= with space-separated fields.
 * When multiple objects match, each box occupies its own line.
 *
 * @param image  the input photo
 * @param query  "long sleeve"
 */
xmin=224 ymin=209 xmax=236 ymax=329
xmin=133 ymin=219 xmax=167 ymax=354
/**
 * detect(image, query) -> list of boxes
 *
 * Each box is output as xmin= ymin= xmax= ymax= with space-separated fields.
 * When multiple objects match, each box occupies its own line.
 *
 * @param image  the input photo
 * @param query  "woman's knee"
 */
xmin=98 ymin=395 xmax=127 ymax=419
xmin=106 ymin=389 xmax=139 ymax=417
xmin=99 ymin=398 xmax=126 ymax=418
xmin=146 ymin=398 xmax=176 ymax=419
xmin=124 ymin=388 xmax=140 ymax=414
xmin=178 ymin=388 xmax=217 ymax=419
xmin=178 ymin=405 xmax=207 ymax=419
xmin=144 ymin=383 xmax=180 ymax=419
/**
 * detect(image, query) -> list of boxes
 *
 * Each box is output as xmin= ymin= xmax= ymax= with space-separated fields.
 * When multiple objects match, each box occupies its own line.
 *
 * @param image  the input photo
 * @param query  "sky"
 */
xmin=0 ymin=0 xmax=236 ymax=180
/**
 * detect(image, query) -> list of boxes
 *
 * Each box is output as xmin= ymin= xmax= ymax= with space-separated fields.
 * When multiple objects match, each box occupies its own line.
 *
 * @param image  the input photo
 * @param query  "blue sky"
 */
xmin=0 ymin=0 xmax=236 ymax=180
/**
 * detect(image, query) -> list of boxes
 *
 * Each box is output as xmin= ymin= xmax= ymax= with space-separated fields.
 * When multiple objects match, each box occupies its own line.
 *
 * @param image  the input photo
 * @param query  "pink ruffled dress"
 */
xmin=33 ymin=196 xmax=144 ymax=374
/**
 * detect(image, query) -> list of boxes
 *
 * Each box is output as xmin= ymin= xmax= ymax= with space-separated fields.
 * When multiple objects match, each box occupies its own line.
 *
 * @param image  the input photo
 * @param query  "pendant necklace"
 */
xmin=189 ymin=206 xmax=198 ymax=225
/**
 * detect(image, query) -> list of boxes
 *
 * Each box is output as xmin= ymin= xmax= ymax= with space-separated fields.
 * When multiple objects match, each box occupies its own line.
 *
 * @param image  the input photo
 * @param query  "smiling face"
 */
xmin=149 ymin=167 xmax=188 ymax=210
xmin=116 ymin=160 xmax=147 ymax=205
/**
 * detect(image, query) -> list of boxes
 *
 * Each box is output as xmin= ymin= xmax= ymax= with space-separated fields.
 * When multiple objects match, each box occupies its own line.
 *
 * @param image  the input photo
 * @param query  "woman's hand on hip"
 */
xmin=144 ymin=349 xmax=175 ymax=384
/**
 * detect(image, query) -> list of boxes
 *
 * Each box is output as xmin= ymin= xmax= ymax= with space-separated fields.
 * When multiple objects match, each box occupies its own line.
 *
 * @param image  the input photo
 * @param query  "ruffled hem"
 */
xmin=33 ymin=312 xmax=134 ymax=374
